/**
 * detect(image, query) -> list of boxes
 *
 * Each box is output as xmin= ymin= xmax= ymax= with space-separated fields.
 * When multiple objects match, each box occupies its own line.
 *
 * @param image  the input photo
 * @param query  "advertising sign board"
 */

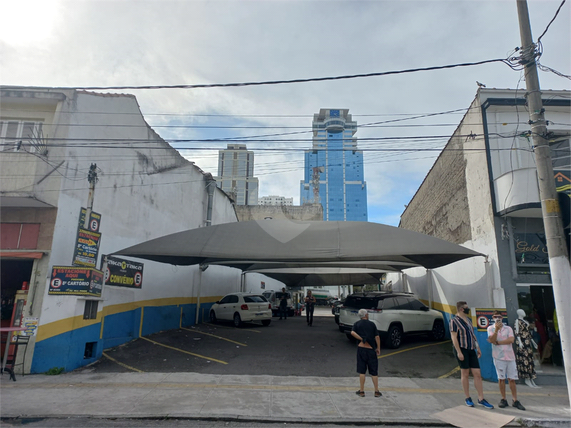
xmin=475 ymin=308 xmax=507 ymax=331
xmin=49 ymin=266 xmax=103 ymax=297
xmin=78 ymin=208 xmax=101 ymax=232
xmin=72 ymin=228 xmax=101 ymax=267
xmin=103 ymin=255 xmax=144 ymax=289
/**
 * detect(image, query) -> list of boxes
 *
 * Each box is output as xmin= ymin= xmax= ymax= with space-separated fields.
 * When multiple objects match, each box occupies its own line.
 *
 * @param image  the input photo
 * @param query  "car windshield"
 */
xmin=244 ymin=295 xmax=267 ymax=303
xmin=262 ymin=292 xmax=271 ymax=299
xmin=344 ymin=296 xmax=382 ymax=310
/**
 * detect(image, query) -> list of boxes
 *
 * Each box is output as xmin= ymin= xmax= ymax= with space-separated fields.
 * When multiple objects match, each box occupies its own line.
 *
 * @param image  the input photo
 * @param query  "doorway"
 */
xmin=1 ymin=258 xmax=33 ymax=328
xmin=516 ymin=284 xmax=563 ymax=366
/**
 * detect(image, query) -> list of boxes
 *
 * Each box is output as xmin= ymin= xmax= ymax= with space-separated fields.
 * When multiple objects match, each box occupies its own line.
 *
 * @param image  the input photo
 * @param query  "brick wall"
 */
xmin=399 ymin=135 xmax=471 ymax=245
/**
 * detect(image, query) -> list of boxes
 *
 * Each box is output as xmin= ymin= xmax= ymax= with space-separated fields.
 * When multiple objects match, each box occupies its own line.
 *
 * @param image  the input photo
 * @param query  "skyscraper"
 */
xmin=215 ymin=144 xmax=259 ymax=205
xmin=300 ymin=109 xmax=367 ymax=221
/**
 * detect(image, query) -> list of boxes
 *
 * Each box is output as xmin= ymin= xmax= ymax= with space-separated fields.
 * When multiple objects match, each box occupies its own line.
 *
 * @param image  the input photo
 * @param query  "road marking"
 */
xmin=379 ymin=340 xmax=451 ymax=359
xmin=438 ymin=366 xmax=461 ymax=379
xmin=204 ymin=322 xmax=261 ymax=333
xmin=102 ymin=351 xmax=144 ymax=373
xmin=140 ymin=336 xmax=228 ymax=365
xmin=181 ymin=327 xmax=247 ymax=347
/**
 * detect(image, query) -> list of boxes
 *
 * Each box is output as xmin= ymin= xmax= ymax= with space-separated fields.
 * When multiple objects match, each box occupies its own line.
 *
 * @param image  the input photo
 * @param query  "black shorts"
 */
xmin=454 ymin=347 xmax=480 ymax=369
xmin=356 ymin=347 xmax=378 ymax=376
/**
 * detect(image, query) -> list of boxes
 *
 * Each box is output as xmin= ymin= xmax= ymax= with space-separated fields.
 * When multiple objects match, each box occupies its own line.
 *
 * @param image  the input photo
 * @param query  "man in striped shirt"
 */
xmin=450 ymin=301 xmax=494 ymax=409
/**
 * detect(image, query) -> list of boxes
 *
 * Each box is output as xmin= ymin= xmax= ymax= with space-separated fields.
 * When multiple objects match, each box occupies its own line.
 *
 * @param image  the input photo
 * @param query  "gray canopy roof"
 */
xmin=114 ymin=221 xmax=482 ymax=281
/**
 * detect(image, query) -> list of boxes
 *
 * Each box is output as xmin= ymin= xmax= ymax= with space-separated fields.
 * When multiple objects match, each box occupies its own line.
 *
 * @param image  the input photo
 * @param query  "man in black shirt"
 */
xmin=351 ymin=308 xmax=381 ymax=397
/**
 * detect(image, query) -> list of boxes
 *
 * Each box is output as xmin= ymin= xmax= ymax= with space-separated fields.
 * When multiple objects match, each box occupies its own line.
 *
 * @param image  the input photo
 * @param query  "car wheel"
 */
xmin=339 ymin=325 xmax=344 ymax=332
xmin=209 ymin=310 xmax=217 ymax=323
xmin=386 ymin=324 xmax=403 ymax=349
xmin=233 ymin=313 xmax=242 ymax=328
xmin=261 ymin=319 xmax=271 ymax=326
xmin=335 ymin=315 xmax=339 ymax=325
xmin=346 ymin=333 xmax=356 ymax=343
xmin=431 ymin=320 xmax=445 ymax=341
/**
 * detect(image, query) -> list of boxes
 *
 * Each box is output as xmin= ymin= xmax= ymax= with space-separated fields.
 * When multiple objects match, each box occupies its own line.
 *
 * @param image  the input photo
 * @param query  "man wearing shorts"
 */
xmin=450 ymin=301 xmax=494 ymax=409
xmin=487 ymin=310 xmax=526 ymax=410
xmin=351 ymin=309 xmax=381 ymax=398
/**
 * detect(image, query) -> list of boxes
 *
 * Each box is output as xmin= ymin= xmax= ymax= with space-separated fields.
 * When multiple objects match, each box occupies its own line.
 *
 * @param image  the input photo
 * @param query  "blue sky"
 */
xmin=2 ymin=0 xmax=569 ymax=226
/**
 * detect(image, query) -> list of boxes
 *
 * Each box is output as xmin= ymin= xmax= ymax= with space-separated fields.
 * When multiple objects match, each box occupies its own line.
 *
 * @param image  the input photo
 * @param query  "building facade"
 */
xmin=385 ymin=88 xmax=570 ymax=380
xmin=300 ymin=109 xmax=367 ymax=221
xmin=215 ymin=144 xmax=259 ymax=205
xmin=0 ymin=87 xmax=284 ymax=373
xmin=258 ymin=195 xmax=293 ymax=206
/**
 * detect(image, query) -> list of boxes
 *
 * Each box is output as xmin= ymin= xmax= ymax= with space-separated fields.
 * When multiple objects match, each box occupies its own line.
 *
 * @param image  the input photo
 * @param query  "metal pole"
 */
xmin=516 ymin=0 xmax=571 ymax=401
xmin=84 ymin=163 xmax=98 ymax=229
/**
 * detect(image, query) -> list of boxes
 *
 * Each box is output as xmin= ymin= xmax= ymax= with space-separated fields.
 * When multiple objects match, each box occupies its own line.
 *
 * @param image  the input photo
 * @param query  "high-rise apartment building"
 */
xmin=215 ymin=144 xmax=259 ymax=205
xmin=259 ymin=195 xmax=294 ymax=206
xmin=300 ymin=109 xmax=367 ymax=221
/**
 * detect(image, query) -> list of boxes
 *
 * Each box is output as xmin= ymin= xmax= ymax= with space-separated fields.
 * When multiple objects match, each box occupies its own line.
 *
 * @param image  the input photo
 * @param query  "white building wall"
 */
xmin=1 ymin=87 xmax=284 ymax=373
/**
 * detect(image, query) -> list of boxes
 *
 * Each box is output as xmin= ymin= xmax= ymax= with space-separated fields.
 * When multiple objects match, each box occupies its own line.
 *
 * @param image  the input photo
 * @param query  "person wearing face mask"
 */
xmin=450 ymin=301 xmax=494 ymax=409
xmin=487 ymin=310 xmax=526 ymax=410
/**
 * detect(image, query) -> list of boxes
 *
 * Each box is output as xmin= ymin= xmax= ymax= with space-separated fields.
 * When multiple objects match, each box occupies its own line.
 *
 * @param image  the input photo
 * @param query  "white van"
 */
xmin=262 ymin=290 xmax=294 ymax=317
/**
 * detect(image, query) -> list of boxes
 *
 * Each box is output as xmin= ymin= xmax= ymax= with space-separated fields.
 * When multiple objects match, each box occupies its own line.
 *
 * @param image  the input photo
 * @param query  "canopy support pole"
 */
xmin=427 ymin=269 xmax=433 ymax=309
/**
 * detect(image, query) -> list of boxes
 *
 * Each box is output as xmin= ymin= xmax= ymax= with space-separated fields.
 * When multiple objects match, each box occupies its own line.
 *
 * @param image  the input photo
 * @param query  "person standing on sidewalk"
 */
xmin=450 ymin=301 xmax=494 ymax=409
xmin=279 ymin=288 xmax=288 ymax=320
xmin=351 ymin=309 xmax=382 ymax=398
xmin=305 ymin=290 xmax=316 ymax=326
xmin=487 ymin=310 xmax=526 ymax=410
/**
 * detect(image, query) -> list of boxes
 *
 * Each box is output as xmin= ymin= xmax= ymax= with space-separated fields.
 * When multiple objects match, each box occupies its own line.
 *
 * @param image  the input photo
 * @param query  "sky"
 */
xmin=1 ymin=0 xmax=570 ymax=226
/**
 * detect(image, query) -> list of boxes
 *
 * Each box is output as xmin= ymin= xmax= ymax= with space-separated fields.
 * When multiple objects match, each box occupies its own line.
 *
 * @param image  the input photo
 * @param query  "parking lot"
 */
xmin=79 ymin=308 xmax=459 ymax=379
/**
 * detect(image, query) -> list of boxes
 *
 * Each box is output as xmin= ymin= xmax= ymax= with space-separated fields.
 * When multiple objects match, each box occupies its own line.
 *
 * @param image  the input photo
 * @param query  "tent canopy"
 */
xmin=114 ymin=221 xmax=483 ymax=286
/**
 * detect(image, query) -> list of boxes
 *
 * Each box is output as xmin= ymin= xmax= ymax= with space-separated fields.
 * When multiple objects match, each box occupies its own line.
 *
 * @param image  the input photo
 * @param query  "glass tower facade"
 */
xmin=300 ymin=109 xmax=367 ymax=221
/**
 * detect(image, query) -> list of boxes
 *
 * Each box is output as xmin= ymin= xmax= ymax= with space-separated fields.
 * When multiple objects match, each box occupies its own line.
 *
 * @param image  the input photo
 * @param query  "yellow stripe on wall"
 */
xmin=35 ymin=295 xmax=223 ymax=343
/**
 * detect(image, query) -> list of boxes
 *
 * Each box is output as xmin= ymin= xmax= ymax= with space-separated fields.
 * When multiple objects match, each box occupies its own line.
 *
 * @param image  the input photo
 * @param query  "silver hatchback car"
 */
xmin=210 ymin=292 xmax=272 ymax=327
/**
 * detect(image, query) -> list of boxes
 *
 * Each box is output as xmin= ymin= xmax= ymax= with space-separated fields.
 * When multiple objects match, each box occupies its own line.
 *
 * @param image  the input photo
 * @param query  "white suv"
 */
xmin=338 ymin=292 xmax=445 ymax=349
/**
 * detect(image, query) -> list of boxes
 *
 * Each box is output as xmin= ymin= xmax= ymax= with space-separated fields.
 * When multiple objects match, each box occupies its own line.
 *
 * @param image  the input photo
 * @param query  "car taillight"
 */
xmin=268 ymin=304 xmax=272 ymax=309
xmin=241 ymin=304 xmax=248 ymax=310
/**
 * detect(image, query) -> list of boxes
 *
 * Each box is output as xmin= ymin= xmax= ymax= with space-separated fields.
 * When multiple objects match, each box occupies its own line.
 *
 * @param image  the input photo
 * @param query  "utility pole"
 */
xmin=84 ymin=163 xmax=98 ymax=229
xmin=516 ymin=0 xmax=571 ymax=401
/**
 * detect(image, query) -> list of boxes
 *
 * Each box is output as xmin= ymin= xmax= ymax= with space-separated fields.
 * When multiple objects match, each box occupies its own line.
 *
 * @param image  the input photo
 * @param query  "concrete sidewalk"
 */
xmin=1 ymin=372 xmax=569 ymax=426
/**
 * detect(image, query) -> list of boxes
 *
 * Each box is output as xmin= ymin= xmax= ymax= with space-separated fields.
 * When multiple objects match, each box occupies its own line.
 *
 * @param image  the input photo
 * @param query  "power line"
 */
xmin=31 ymin=58 xmax=512 ymax=91
xmin=537 ymin=0 xmax=567 ymax=43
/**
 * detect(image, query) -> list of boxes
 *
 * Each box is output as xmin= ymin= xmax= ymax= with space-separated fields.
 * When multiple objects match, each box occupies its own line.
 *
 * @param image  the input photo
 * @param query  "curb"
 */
xmin=2 ymin=415 xmax=570 ymax=427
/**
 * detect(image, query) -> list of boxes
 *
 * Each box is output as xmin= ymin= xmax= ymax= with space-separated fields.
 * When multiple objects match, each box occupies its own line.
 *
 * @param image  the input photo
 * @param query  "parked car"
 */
xmin=210 ymin=293 xmax=272 ymax=327
xmin=338 ymin=292 xmax=445 ymax=349
xmin=333 ymin=305 xmax=341 ymax=325
xmin=330 ymin=299 xmax=343 ymax=315
xmin=262 ymin=290 xmax=295 ymax=317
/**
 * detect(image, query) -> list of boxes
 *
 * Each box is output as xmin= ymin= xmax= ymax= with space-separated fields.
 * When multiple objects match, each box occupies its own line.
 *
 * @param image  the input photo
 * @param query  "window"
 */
xmin=550 ymin=137 xmax=570 ymax=170
xmin=83 ymin=300 xmax=98 ymax=319
xmin=84 ymin=342 xmax=96 ymax=359
xmin=244 ymin=295 xmax=267 ymax=303
xmin=219 ymin=295 xmax=232 ymax=304
xmin=229 ymin=295 xmax=239 ymax=303
xmin=0 ymin=120 xmax=44 ymax=152
xmin=344 ymin=296 xmax=382 ymax=310
xmin=407 ymin=298 xmax=427 ymax=311
xmin=393 ymin=297 xmax=411 ymax=310
xmin=381 ymin=298 xmax=398 ymax=309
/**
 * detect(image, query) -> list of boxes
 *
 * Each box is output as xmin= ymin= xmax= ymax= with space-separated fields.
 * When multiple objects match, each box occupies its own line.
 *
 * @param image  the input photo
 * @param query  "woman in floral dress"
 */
xmin=514 ymin=309 xmax=537 ymax=386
